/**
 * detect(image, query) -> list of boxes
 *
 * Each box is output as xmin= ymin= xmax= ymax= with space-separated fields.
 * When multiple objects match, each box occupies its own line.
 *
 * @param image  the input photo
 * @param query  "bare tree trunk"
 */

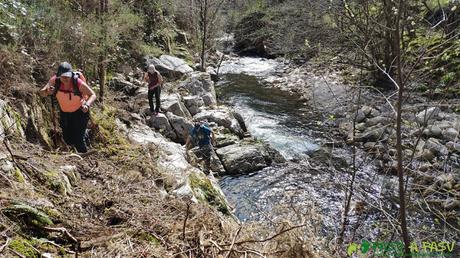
xmin=200 ymin=0 xmax=208 ymax=72
xmin=393 ymin=0 xmax=410 ymax=255
xmin=98 ymin=0 xmax=108 ymax=104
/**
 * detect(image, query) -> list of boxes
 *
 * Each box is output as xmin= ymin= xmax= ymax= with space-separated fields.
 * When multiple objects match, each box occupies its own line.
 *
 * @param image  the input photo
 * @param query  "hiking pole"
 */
xmin=50 ymin=95 xmax=58 ymax=147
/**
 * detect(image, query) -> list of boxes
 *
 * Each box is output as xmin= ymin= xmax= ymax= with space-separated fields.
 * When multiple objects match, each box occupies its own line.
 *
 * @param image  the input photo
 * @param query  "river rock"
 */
xmin=420 ymin=149 xmax=435 ymax=161
xmin=354 ymin=110 xmax=366 ymax=123
xmin=194 ymin=108 xmax=244 ymax=138
xmin=183 ymin=96 xmax=205 ymax=116
xmin=308 ymin=148 xmax=348 ymax=170
xmin=232 ymin=111 xmax=247 ymax=132
xmin=149 ymin=113 xmax=177 ymax=140
xmin=442 ymin=128 xmax=458 ymax=141
xmin=144 ymin=55 xmax=193 ymax=79
xmin=357 ymin=125 xmax=387 ymax=142
xmin=161 ymin=93 xmax=192 ymax=119
xmin=423 ymin=125 xmax=442 ymax=138
xmin=215 ymin=133 xmax=239 ymax=148
xmin=361 ymin=105 xmax=373 ymax=117
xmin=424 ymin=138 xmax=448 ymax=156
xmin=446 ymin=141 xmax=460 ymax=153
xmin=352 ymin=122 xmax=365 ymax=132
xmin=365 ymin=116 xmax=392 ymax=127
xmin=416 ymin=107 xmax=440 ymax=125
xmin=216 ymin=141 xmax=282 ymax=175
xmin=166 ymin=112 xmax=193 ymax=144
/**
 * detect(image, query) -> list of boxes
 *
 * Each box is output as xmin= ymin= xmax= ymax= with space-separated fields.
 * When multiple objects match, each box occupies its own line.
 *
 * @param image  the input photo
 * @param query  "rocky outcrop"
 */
xmin=162 ymin=93 xmax=192 ymax=119
xmin=149 ymin=113 xmax=177 ymax=140
xmin=216 ymin=140 xmax=285 ymax=175
xmin=166 ymin=112 xmax=193 ymax=144
xmin=178 ymin=72 xmax=217 ymax=107
xmin=109 ymin=74 xmax=140 ymax=96
xmin=233 ymin=11 xmax=270 ymax=57
xmin=183 ymin=96 xmax=205 ymax=116
xmin=194 ymin=108 xmax=245 ymax=138
xmin=144 ymin=55 xmax=193 ymax=79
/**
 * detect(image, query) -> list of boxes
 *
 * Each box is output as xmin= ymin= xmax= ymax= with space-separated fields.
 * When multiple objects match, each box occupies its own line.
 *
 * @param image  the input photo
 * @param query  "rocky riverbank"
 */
xmin=222 ymin=55 xmax=460 ymax=227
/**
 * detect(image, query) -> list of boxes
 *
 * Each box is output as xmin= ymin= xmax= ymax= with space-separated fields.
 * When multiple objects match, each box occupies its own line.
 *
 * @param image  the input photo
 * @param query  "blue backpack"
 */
xmin=191 ymin=123 xmax=211 ymax=147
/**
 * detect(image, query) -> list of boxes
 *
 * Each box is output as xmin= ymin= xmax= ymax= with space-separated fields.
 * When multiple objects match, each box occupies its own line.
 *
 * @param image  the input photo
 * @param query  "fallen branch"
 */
xmin=79 ymin=232 xmax=125 ymax=250
xmin=0 ymin=238 xmax=10 ymax=253
xmin=225 ymin=226 xmax=241 ymax=258
xmin=8 ymin=247 xmax=26 ymax=258
xmin=43 ymin=226 xmax=78 ymax=243
xmin=42 ymin=240 xmax=76 ymax=254
xmin=182 ymin=202 xmax=190 ymax=241
xmin=210 ymin=224 xmax=306 ymax=247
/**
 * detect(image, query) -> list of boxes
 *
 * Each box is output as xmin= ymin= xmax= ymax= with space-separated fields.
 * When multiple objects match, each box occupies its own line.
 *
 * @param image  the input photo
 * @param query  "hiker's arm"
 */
xmin=39 ymin=78 xmax=55 ymax=97
xmin=79 ymin=82 xmax=97 ymax=108
xmin=211 ymin=131 xmax=217 ymax=146
xmin=143 ymin=72 xmax=149 ymax=83
xmin=185 ymin=136 xmax=192 ymax=150
xmin=158 ymin=73 xmax=164 ymax=85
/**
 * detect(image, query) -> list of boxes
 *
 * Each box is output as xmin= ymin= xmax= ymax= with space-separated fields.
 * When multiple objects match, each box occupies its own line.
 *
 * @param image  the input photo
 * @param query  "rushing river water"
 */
xmin=216 ymin=57 xmax=404 ymax=238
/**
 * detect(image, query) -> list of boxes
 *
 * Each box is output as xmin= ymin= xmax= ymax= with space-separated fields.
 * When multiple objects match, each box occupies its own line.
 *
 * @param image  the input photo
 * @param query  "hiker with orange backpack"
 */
xmin=39 ymin=62 xmax=97 ymax=153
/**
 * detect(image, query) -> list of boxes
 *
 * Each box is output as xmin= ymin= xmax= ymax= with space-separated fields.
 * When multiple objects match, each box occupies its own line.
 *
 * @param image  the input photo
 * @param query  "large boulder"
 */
xmin=144 ymin=55 xmax=193 ymax=79
xmin=166 ymin=112 xmax=193 ymax=144
xmin=178 ymin=72 xmax=217 ymax=106
xmin=194 ymin=108 xmax=244 ymax=138
xmin=183 ymin=96 xmax=205 ymax=116
xmin=216 ymin=143 xmax=268 ymax=175
xmin=109 ymin=76 xmax=139 ymax=96
xmin=161 ymin=93 xmax=192 ymax=119
xmin=416 ymin=107 xmax=440 ymax=125
xmin=216 ymin=140 xmax=284 ymax=175
xmin=149 ymin=113 xmax=177 ymax=140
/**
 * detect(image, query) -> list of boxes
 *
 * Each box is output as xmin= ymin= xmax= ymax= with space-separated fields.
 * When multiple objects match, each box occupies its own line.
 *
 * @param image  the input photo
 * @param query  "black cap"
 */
xmin=56 ymin=62 xmax=73 ymax=77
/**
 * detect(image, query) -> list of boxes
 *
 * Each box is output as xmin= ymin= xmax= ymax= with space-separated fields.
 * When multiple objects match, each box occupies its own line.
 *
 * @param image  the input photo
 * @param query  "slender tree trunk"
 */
xmin=98 ymin=0 xmax=108 ymax=104
xmin=200 ymin=0 xmax=208 ymax=72
xmin=394 ymin=0 xmax=410 ymax=255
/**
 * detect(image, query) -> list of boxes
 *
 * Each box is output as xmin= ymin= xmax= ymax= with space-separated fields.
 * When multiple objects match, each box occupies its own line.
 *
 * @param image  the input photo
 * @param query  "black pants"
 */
xmin=196 ymin=144 xmax=212 ymax=173
xmin=60 ymin=109 xmax=90 ymax=153
xmin=148 ymin=86 xmax=161 ymax=113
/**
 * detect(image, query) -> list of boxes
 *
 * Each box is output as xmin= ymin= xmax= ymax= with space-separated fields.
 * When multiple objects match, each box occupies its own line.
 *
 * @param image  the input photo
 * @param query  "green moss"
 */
xmin=13 ymin=167 xmax=25 ymax=183
xmin=189 ymin=173 xmax=229 ymax=215
xmin=9 ymin=237 xmax=39 ymax=258
xmin=3 ymin=203 xmax=53 ymax=228
xmin=44 ymin=170 xmax=71 ymax=195
xmin=137 ymin=232 xmax=160 ymax=246
xmin=92 ymin=105 xmax=128 ymax=148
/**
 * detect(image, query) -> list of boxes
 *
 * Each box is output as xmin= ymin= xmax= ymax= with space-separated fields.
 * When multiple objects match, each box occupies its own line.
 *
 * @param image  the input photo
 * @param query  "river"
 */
xmin=215 ymin=57 xmax=430 ymax=240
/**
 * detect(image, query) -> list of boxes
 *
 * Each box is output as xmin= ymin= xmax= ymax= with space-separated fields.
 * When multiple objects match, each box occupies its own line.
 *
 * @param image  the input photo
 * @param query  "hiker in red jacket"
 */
xmin=144 ymin=64 xmax=163 ymax=115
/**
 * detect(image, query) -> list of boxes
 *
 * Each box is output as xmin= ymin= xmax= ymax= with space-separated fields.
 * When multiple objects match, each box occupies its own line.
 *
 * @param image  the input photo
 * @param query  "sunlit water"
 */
xmin=216 ymin=57 xmax=435 ymax=240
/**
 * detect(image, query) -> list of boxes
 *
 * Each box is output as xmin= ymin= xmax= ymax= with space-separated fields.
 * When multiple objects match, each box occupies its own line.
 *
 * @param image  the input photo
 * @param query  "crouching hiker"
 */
xmin=39 ymin=62 xmax=96 ymax=153
xmin=185 ymin=121 xmax=217 ymax=174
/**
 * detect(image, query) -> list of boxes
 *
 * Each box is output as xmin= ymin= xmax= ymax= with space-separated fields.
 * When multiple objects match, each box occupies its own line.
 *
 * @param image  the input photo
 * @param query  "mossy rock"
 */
xmin=136 ymin=231 xmax=160 ymax=246
xmin=13 ymin=167 xmax=25 ymax=183
xmin=189 ymin=172 xmax=229 ymax=215
xmin=2 ymin=203 xmax=53 ymax=228
xmin=45 ymin=170 xmax=72 ymax=196
xmin=9 ymin=237 xmax=40 ymax=258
